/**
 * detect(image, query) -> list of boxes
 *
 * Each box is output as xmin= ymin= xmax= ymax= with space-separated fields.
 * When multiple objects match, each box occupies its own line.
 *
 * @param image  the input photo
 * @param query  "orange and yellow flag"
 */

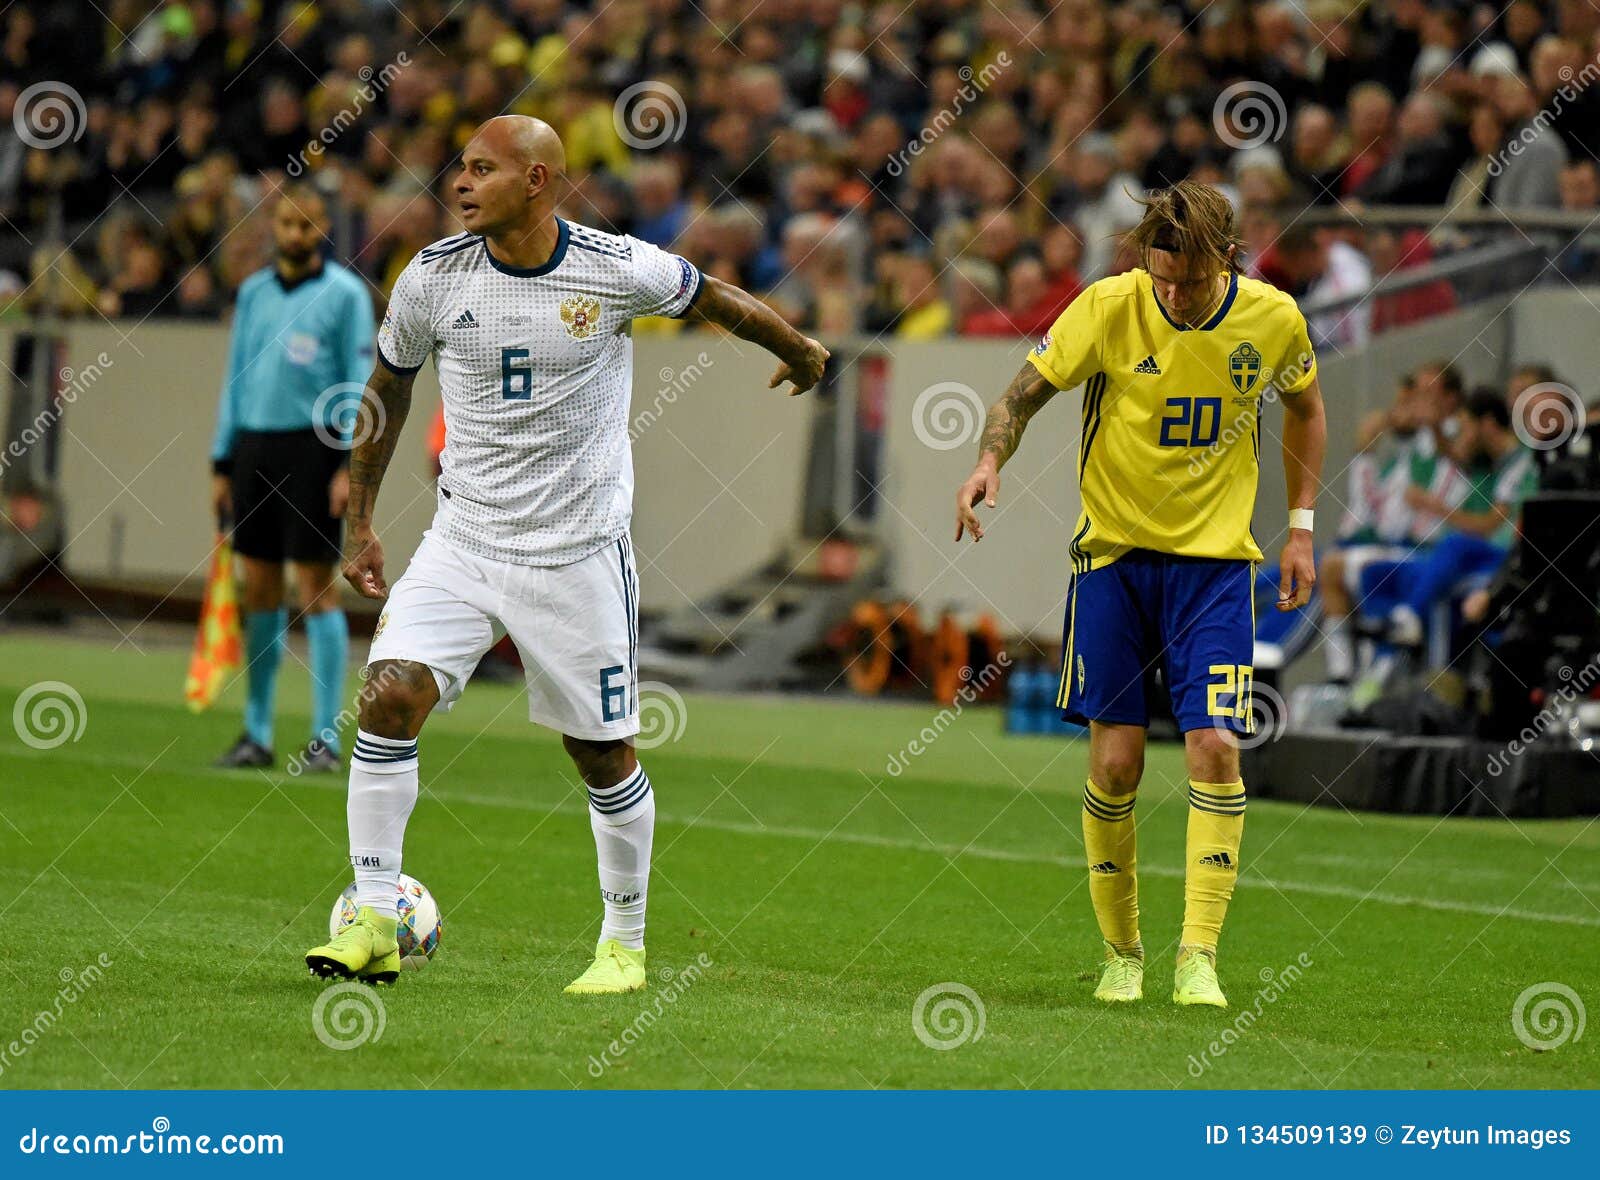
xmin=185 ymin=535 xmax=242 ymax=711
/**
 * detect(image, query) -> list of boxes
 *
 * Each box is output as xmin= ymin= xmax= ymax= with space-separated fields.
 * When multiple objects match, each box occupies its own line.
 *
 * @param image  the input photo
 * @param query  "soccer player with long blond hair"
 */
xmin=955 ymin=182 xmax=1327 ymax=1006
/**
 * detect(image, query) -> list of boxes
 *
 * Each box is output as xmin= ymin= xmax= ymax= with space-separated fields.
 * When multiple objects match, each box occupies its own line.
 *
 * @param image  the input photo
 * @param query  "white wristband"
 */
xmin=1288 ymin=508 xmax=1315 ymax=532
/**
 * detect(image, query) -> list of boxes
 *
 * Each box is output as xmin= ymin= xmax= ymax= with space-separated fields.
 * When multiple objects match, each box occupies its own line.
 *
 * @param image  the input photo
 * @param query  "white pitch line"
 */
xmin=7 ymin=745 xmax=1596 ymax=929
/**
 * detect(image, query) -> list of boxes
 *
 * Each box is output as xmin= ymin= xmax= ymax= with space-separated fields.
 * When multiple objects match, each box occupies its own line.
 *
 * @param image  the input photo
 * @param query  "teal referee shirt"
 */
xmin=210 ymin=259 xmax=376 ymax=474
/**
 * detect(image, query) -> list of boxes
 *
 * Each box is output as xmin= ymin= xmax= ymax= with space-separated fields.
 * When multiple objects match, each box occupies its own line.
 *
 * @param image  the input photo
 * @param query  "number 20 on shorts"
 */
xmin=1207 ymin=663 xmax=1254 ymax=726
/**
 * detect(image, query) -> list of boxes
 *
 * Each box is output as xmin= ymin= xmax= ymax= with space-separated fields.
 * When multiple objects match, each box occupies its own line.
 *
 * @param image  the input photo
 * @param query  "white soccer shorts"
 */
xmin=367 ymin=528 xmax=640 ymax=739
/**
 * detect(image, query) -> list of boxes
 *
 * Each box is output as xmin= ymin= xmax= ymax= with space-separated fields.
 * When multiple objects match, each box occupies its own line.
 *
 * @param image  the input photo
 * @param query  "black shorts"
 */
xmin=229 ymin=429 xmax=343 ymax=563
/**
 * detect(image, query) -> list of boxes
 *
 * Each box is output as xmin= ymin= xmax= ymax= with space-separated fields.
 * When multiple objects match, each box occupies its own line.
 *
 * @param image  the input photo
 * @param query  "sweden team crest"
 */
xmin=560 ymin=295 xmax=602 ymax=339
xmin=1228 ymin=342 xmax=1262 ymax=394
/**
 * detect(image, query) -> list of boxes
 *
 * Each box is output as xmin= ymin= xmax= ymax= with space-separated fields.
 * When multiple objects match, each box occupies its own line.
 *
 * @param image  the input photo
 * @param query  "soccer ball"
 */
xmin=329 ymin=874 xmax=443 ymax=971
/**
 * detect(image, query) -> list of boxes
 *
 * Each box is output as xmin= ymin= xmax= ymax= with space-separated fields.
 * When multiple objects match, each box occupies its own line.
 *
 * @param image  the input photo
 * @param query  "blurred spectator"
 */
xmin=962 ymin=256 xmax=1059 ymax=338
xmin=1554 ymin=160 xmax=1600 ymax=277
xmin=1487 ymin=74 xmax=1568 ymax=209
xmin=948 ymin=259 xmax=1002 ymax=333
xmin=628 ymin=160 xmax=690 ymax=247
xmin=1051 ymin=134 xmax=1143 ymax=281
xmin=891 ymin=254 xmax=952 ymax=340
xmin=1386 ymin=391 xmax=1538 ymax=647
xmin=1 ymin=0 xmax=1582 ymax=340
xmin=1288 ymin=104 xmax=1345 ymax=205
xmin=1356 ymin=92 xmax=1462 ymax=205
xmin=1266 ymin=222 xmax=1372 ymax=350
xmin=1340 ymin=82 xmax=1396 ymax=196
xmin=96 ymin=229 xmax=170 ymax=319
xmin=1446 ymin=102 xmax=1505 ymax=212
xmin=1529 ymin=35 xmax=1600 ymax=165
xmin=1319 ymin=364 xmax=1471 ymax=682
xmin=1367 ymin=227 xmax=1457 ymax=331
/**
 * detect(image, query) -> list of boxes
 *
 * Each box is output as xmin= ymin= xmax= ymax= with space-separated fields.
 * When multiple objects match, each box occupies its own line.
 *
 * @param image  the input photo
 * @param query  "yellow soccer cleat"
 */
xmin=1093 ymin=944 xmax=1145 ymax=1003
xmin=1172 ymin=949 xmax=1228 ymax=1008
xmin=564 ymin=939 xmax=647 ymax=995
xmin=306 ymin=906 xmax=401 ymax=986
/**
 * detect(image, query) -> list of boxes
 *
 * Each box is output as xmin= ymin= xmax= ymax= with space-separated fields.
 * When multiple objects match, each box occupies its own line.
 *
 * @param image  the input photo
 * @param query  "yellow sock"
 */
xmin=1082 ymin=780 xmax=1140 ymax=955
xmin=1182 ymin=779 xmax=1246 ymax=953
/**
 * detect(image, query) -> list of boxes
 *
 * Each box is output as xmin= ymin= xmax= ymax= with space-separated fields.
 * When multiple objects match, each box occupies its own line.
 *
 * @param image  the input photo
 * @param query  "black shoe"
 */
xmin=298 ymin=737 xmax=342 ymax=774
xmin=215 ymin=733 xmax=274 ymax=769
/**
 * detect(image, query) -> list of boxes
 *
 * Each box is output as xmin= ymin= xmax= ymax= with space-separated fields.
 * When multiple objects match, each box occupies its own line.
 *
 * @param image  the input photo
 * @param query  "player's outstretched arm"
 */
xmin=342 ymin=362 xmax=416 ymax=600
xmin=1278 ymin=373 xmax=1326 ymax=610
xmin=680 ymin=275 xmax=830 ymax=395
xmin=955 ymin=362 xmax=1058 ymax=542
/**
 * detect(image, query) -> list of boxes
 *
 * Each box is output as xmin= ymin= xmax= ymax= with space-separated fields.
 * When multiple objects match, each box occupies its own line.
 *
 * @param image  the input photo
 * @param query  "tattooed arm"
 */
xmin=341 ymin=362 xmax=416 ymax=599
xmin=681 ymin=275 xmax=831 ymax=394
xmin=954 ymin=362 xmax=1060 ymax=542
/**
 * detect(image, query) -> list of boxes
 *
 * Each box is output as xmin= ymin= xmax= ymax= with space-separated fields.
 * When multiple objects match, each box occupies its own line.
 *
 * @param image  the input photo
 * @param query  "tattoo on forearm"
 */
xmin=683 ymin=275 xmax=808 ymax=363
xmin=978 ymin=365 xmax=1057 ymax=468
xmin=346 ymin=363 xmax=415 ymax=528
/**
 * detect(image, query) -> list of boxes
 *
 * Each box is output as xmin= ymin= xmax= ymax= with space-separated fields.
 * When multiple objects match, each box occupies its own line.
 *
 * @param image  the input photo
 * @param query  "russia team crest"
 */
xmin=560 ymin=295 xmax=602 ymax=338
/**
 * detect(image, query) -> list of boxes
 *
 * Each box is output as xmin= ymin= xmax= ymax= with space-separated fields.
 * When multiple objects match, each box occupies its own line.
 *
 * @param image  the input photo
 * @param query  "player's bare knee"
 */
xmin=358 ymin=659 xmax=438 ymax=739
xmin=1185 ymin=727 xmax=1240 ymax=782
xmin=562 ymin=735 xmax=636 ymax=789
xmin=1093 ymin=752 xmax=1144 ymax=794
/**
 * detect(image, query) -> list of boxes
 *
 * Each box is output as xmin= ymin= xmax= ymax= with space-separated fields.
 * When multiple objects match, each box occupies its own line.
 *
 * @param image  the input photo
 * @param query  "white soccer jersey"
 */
xmin=377 ymin=219 xmax=704 ymax=566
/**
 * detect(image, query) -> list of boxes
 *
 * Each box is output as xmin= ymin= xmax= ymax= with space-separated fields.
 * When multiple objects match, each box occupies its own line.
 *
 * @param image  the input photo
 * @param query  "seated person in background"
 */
xmin=1320 ymin=372 xmax=1466 ymax=681
xmin=1385 ymin=391 xmax=1537 ymax=646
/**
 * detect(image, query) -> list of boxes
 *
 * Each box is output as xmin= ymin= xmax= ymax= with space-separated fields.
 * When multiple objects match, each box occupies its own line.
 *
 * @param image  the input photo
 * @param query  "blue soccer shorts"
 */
xmin=1058 ymin=549 xmax=1257 ymax=735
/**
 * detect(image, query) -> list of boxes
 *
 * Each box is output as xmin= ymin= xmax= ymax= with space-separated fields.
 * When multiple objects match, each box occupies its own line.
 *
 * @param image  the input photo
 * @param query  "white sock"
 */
xmin=1324 ymin=620 xmax=1353 ymax=681
xmin=348 ymin=730 xmax=420 ymax=917
xmin=586 ymin=764 xmax=654 ymax=950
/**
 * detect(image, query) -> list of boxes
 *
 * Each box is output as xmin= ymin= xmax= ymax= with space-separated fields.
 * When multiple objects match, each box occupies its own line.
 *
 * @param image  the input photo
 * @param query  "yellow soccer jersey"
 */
xmin=1028 ymin=268 xmax=1317 ymax=570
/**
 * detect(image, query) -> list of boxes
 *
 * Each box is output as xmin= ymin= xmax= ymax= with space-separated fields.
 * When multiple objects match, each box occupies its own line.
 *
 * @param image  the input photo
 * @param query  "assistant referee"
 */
xmin=210 ymin=186 xmax=375 ymax=771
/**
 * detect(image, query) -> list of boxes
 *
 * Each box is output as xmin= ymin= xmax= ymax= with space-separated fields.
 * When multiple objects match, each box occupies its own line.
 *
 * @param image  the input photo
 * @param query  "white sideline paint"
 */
xmin=8 ymin=745 xmax=1599 ymax=928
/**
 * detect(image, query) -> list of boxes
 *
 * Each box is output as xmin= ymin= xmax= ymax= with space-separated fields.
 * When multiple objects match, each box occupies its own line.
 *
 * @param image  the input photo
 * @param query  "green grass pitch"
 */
xmin=1 ymin=633 xmax=1595 ymax=1089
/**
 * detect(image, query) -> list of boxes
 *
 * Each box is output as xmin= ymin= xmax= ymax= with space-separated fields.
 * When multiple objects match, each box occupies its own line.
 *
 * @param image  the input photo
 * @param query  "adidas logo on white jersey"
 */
xmin=1133 ymin=355 xmax=1161 ymax=375
xmin=451 ymin=309 xmax=479 ymax=329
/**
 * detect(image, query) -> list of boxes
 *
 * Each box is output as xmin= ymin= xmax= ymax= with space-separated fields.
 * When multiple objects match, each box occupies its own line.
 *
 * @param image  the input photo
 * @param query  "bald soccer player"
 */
xmin=305 ymin=118 xmax=829 ymax=991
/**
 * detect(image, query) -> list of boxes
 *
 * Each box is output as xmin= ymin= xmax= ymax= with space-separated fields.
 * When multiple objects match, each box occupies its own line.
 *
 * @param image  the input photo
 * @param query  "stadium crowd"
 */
xmin=2 ymin=0 xmax=1600 ymax=340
